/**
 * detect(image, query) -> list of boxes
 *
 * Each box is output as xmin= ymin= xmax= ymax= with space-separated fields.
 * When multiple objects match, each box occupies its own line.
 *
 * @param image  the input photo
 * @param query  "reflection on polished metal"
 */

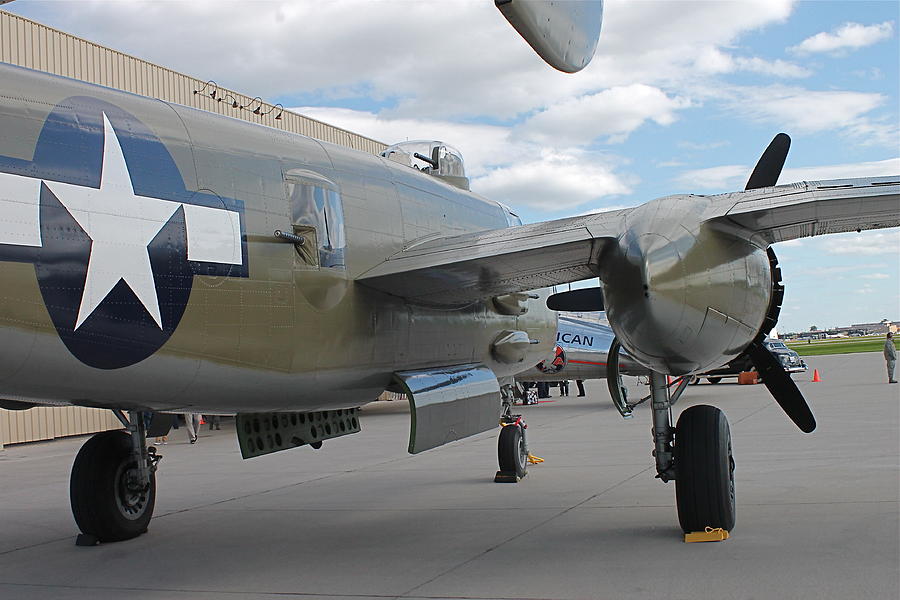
xmin=606 ymin=338 xmax=633 ymax=419
xmin=649 ymin=372 xmax=676 ymax=482
xmin=491 ymin=330 xmax=537 ymax=364
xmin=394 ymin=364 xmax=501 ymax=454
xmin=236 ymin=410 xmax=360 ymax=459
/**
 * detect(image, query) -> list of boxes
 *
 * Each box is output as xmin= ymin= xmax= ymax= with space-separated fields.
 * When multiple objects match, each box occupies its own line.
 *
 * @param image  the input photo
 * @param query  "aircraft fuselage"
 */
xmin=0 ymin=64 xmax=556 ymax=413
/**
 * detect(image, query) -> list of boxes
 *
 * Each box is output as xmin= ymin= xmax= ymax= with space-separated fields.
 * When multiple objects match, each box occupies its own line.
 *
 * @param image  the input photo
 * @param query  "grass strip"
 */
xmin=787 ymin=338 xmax=884 ymax=356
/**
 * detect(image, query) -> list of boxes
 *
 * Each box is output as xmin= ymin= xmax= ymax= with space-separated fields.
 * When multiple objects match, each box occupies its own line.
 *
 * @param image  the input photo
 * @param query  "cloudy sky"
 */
xmin=4 ymin=0 xmax=898 ymax=333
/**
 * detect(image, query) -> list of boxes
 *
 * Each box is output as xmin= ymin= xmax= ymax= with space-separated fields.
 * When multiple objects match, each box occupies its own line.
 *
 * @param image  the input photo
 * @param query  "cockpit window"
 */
xmin=381 ymin=140 xmax=470 ymax=190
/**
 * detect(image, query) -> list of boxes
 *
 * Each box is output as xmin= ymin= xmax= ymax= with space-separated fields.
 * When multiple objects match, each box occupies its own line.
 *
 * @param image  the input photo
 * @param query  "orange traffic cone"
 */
xmin=811 ymin=369 xmax=821 ymax=382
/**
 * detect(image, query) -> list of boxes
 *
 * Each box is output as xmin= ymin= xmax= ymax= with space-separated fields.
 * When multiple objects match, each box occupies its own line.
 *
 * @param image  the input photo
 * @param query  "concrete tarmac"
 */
xmin=0 ymin=352 xmax=897 ymax=600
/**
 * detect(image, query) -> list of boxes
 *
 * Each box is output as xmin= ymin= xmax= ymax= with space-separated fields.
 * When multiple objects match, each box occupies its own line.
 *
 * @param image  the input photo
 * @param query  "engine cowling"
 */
xmin=599 ymin=195 xmax=771 ymax=375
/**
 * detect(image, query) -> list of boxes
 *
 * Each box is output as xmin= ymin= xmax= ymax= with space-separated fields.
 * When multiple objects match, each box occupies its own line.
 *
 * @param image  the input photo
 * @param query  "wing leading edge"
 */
xmin=357 ymin=176 xmax=899 ymax=306
xmin=705 ymin=176 xmax=900 ymax=245
xmin=356 ymin=208 xmax=631 ymax=306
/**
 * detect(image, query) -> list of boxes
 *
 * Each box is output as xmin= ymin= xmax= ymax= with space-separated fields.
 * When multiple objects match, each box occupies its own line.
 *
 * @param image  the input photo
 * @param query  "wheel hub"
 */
xmin=115 ymin=462 xmax=150 ymax=520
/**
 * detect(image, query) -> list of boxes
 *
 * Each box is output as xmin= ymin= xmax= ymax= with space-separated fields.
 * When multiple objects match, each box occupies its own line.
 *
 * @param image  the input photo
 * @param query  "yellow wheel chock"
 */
xmin=684 ymin=527 xmax=730 ymax=543
xmin=527 ymin=453 xmax=544 ymax=464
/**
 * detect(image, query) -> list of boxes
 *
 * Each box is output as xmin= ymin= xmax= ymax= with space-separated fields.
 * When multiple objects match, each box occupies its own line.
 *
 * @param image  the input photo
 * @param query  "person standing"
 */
xmin=885 ymin=332 xmax=897 ymax=384
xmin=575 ymin=380 xmax=586 ymax=397
xmin=183 ymin=413 xmax=201 ymax=444
xmin=559 ymin=380 xmax=569 ymax=396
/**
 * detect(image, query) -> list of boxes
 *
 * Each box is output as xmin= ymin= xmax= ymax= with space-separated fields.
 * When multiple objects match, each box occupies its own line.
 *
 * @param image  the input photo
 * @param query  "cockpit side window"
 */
xmin=284 ymin=171 xmax=346 ymax=269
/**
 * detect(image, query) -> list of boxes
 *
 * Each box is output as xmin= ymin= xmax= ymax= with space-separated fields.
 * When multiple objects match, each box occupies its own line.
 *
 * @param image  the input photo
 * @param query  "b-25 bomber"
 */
xmin=0 ymin=1 xmax=898 ymax=545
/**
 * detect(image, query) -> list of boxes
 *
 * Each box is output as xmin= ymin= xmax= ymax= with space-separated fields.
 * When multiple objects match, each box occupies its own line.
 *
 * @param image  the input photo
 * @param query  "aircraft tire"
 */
xmin=707 ymin=377 xmax=722 ymax=384
xmin=70 ymin=430 xmax=155 ymax=543
xmin=673 ymin=405 xmax=735 ymax=533
xmin=498 ymin=425 xmax=527 ymax=478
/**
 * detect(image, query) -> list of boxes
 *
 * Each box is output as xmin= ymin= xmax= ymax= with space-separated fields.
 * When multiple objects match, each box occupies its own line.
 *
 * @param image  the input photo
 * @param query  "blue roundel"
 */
xmin=0 ymin=97 xmax=247 ymax=369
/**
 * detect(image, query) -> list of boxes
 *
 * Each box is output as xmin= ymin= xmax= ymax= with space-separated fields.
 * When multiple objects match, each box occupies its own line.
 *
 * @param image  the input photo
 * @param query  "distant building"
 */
xmin=787 ymin=320 xmax=898 ymax=340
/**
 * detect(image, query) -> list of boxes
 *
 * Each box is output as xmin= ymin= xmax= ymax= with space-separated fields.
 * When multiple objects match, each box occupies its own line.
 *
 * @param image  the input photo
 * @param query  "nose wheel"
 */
xmin=645 ymin=371 xmax=736 ymax=534
xmin=673 ymin=405 xmax=736 ymax=532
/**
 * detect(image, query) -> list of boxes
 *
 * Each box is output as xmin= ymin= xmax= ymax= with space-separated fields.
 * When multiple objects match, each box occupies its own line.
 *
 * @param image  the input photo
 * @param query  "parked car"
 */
xmin=692 ymin=339 xmax=807 ymax=384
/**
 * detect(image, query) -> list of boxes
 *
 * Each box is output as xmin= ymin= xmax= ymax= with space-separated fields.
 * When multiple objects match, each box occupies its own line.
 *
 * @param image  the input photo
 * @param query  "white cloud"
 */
xmin=860 ymin=273 xmax=890 ymax=280
xmin=673 ymin=157 xmax=900 ymax=193
xmin=704 ymin=84 xmax=899 ymax=148
xmin=821 ymin=231 xmax=900 ymax=256
xmin=678 ymin=140 xmax=730 ymax=151
xmin=520 ymin=84 xmax=692 ymax=146
xmin=292 ymin=107 xmax=512 ymax=176
xmin=726 ymin=86 xmax=885 ymax=134
xmin=577 ymin=205 xmax=634 ymax=216
xmin=805 ymin=263 xmax=888 ymax=276
xmin=781 ymin=158 xmax=900 ymax=182
xmin=789 ymin=21 xmax=895 ymax=55
xmin=4 ymin=0 xmax=799 ymax=120
xmin=733 ymin=56 xmax=811 ymax=78
xmin=692 ymin=47 xmax=810 ymax=78
xmin=293 ymin=107 xmax=634 ymax=213
xmin=674 ymin=165 xmax=749 ymax=191
xmin=472 ymin=151 xmax=632 ymax=211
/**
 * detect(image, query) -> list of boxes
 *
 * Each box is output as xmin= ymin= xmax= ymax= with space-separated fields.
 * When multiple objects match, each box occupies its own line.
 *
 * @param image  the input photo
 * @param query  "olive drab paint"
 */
xmin=0 ymin=63 xmax=556 ymax=412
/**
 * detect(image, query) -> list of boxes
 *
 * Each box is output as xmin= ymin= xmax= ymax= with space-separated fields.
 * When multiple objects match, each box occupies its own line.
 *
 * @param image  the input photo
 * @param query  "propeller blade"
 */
xmin=746 ymin=133 xmax=791 ymax=190
xmin=746 ymin=340 xmax=816 ymax=433
xmin=546 ymin=288 xmax=604 ymax=312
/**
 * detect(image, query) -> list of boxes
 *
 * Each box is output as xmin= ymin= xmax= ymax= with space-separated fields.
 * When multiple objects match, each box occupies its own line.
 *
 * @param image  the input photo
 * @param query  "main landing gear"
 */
xmin=70 ymin=410 xmax=160 ymax=545
xmin=647 ymin=372 xmax=736 ymax=532
xmin=495 ymin=385 xmax=530 ymax=482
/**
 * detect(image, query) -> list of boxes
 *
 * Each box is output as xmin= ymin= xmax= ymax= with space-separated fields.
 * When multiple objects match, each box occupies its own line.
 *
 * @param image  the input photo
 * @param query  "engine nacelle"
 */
xmin=599 ymin=195 xmax=771 ymax=375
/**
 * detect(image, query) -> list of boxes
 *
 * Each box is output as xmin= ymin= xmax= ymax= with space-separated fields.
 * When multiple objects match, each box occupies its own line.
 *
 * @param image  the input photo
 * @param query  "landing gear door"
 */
xmin=283 ymin=169 xmax=349 ymax=310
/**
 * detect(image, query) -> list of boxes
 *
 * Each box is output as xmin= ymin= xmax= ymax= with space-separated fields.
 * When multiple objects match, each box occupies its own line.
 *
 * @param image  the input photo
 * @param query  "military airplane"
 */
xmin=0 ymin=1 xmax=898 ymax=545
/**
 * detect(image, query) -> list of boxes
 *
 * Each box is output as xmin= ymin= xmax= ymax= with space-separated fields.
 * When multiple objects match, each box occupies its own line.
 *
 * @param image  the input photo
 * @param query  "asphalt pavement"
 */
xmin=0 ymin=352 xmax=897 ymax=600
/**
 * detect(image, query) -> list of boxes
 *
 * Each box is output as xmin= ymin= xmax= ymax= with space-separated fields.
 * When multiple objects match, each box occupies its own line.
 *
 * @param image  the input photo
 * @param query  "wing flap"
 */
xmin=356 ymin=209 xmax=630 ymax=305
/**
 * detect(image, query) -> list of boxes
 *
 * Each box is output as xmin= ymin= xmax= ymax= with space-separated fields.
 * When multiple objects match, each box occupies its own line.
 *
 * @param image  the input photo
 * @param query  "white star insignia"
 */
xmin=45 ymin=115 xmax=181 ymax=329
xmin=0 ymin=112 xmax=244 ymax=331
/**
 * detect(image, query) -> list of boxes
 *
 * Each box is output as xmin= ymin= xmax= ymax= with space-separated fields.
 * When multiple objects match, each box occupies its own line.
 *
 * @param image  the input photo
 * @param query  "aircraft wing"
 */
xmin=706 ymin=176 xmax=900 ymax=245
xmin=358 ymin=176 xmax=898 ymax=306
xmin=356 ymin=208 xmax=632 ymax=305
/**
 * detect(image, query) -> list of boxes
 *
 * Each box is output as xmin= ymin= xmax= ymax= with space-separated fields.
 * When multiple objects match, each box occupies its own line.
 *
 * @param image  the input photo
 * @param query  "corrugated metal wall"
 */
xmin=0 ymin=10 xmax=387 ymax=154
xmin=1 ymin=406 xmax=122 ymax=448
xmin=0 ymin=10 xmax=387 ymax=447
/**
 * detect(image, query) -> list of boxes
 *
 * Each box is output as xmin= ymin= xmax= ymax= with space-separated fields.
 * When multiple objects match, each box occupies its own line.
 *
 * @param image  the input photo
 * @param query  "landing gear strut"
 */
xmin=647 ymin=372 xmax=736 ymax=532
xmin=70 ymin=410 xmax=160 ymax=545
